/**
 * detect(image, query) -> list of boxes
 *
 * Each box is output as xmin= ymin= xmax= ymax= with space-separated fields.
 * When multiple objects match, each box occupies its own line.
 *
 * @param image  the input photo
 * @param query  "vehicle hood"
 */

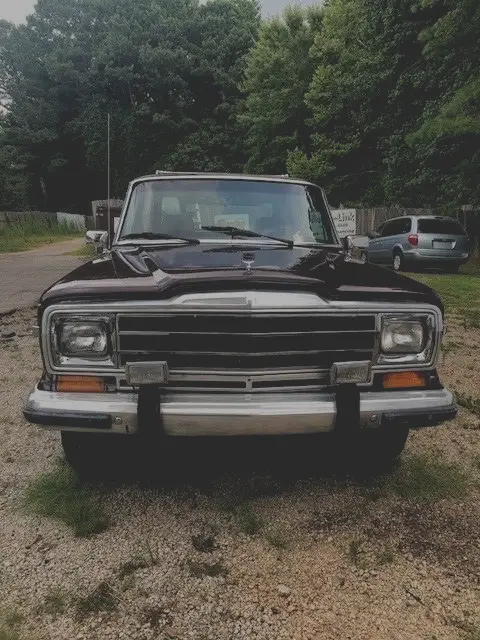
xmin=40 ymin=243 xmax=443 ymax=310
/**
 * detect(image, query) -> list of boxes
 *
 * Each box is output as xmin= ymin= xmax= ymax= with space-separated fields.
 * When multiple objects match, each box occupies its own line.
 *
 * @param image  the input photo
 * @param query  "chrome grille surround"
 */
xmin=42 ymin=292 xmax=443 ymax=393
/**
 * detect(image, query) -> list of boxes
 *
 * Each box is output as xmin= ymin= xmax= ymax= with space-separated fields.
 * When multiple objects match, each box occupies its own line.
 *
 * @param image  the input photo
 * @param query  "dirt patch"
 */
xmin=0 ymin=310 xmax=479 ymax=640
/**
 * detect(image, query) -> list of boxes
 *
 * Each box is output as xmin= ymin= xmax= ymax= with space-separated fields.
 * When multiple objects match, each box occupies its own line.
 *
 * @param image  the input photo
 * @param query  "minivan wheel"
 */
xmin=392 ymin=251 xmax=403 ymax=272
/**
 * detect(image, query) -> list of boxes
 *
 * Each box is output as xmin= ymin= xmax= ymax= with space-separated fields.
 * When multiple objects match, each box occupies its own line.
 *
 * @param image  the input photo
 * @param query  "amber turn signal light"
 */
xmin=382 ymin=371 xmax=426 ymax=390
xmin=57 ymin=376 xmax=105 ymax=393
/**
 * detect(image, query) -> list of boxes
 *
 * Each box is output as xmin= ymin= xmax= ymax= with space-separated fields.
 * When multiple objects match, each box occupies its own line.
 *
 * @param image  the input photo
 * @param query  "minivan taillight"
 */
xmin=408 ymin=234 xmax=419 ymax=247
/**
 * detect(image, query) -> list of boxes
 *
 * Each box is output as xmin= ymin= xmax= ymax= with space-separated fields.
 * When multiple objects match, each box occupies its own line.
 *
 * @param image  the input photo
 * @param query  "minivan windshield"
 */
xmin=417 ymin=218 xmax=466 ymax=235
xmin=118 ymin=179 xmax=338 ymax=246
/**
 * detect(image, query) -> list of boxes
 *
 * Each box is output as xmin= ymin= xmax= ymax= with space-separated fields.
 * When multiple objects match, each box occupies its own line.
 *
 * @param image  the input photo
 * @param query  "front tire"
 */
xmin=336 ymin=426 xmax=409 ymax=471
xmin=61 ymin=432 xmax=122 ymax=479
xmin=358 ymin=426 xmax=409 ymax=464
xmin=392 ymin=251 xmax=404 ymax=272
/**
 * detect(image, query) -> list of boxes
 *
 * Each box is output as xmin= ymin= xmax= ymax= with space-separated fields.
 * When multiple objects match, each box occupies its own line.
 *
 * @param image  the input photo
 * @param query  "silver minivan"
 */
xmin=366 ymin=216 xmax=470 ymax=273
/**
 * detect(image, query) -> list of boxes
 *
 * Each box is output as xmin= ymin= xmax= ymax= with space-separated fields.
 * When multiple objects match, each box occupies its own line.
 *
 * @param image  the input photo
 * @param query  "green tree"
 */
xmin=0 ymin=0 xmax=259 ymax=210
xmin=406 ymin=0 xmax=480 ymax=207
xmin=287 ymin=0 xmax=443 ymax=207
xmin=240 ymin=6 xmax=323 ymax=175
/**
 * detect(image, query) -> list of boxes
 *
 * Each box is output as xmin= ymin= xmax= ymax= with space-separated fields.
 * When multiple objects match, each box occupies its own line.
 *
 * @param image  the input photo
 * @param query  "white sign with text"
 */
xmin=331 ymin=209 xmax=357 ymax=237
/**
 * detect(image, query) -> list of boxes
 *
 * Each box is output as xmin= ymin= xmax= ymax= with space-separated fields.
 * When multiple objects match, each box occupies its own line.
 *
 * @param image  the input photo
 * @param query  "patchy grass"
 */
xmin=412 ymin=273 xmax=480 ymax=325
xmin=65 ymin=244 xmax=96 ymax=258
xmin=440 ymin=340 xmax=462 ymax=362
xmin=455 ymin=391 xmax=480 ymax=418
xmin=0 ymin=610 xmax=23 ymax=640
xmin=24 ymin=464 xmax=109 ymax=538
xmin=142 ymin=605 xmax=171 ymax=629
xmin=385 ymin=454 xmax=471 ymax=501
xmin=348 ymin=538 xmax=368 ymax=569
xmin=235 ymin=503 xmax=263 ymax=536
xmin=192 ymin=530 xmax=217 ymax=553
xmin=39 ymin=589 xmax=68 ymax=616
xmin=0 ymin=218 xmax=82 ymax=253
xmin=186 ymin=559 xmax=227 ymax=578
xmin=265 ymin=529 xmax=289 ymax=550
xmin=375 ymin=548 xmax=395 ymax=566
xmin=117 ymin=557 xmax=149 ymax=580
xmin=74 ymin=581 xmax=118 ymax=619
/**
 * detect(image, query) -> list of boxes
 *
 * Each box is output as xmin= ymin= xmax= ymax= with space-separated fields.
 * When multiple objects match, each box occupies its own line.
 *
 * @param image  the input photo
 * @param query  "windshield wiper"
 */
xmin=202 ymin=226 xmax=294 ymax=248
xmin=120 ymin=232 xmax=200 ymax=245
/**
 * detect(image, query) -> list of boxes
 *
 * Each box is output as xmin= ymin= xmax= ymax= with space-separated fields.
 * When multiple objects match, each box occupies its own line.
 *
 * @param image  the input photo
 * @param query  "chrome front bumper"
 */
xmin=23 ymin=386 xmax=457 ymax=436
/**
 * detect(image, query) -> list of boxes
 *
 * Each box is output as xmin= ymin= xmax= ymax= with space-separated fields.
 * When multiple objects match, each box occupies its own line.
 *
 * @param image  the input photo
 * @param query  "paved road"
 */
xmin=0 ymin=239 xmax=85 ymax=315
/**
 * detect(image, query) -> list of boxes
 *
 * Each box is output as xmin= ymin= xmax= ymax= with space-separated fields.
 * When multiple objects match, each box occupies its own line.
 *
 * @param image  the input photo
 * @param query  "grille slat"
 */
xmin=116 ymin=312 xmax=377 ymax=391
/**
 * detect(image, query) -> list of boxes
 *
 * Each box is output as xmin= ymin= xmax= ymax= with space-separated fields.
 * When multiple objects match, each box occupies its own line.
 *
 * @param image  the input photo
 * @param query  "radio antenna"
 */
xmin=107 ymin=113 xmax=111 ymax=240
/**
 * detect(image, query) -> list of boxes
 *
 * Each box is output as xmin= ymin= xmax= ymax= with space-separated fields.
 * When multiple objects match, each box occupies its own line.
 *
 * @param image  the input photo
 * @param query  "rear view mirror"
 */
xmin=85 ymin=230 xmax=108 ymax=253
xmin=342 ymin=235 xmax=354 ymax=254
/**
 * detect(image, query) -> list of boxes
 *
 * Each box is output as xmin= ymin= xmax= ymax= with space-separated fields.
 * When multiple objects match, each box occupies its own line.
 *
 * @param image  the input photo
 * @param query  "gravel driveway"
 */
xmin=0 ymin=307 xmax=479 ymax=640
xmin=0 ymin=239 xmax=84 ymax=315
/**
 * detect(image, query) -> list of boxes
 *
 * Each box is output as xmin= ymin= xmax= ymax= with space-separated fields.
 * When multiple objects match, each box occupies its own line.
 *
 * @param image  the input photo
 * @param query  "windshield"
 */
xmin=118 ymin=179 xmax=337 ymax=245
xmin=417 ymin=219 xmax=466 ymax=235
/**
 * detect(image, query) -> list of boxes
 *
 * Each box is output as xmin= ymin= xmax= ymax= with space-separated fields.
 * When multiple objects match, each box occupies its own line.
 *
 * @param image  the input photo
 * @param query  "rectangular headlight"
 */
xmin=58 ymin=321 xmax=108 ymax=357
xmin=49 ymin=314 xmax=116 ymax=369
xmin=381 ymin=319 xmax=425 ymax=354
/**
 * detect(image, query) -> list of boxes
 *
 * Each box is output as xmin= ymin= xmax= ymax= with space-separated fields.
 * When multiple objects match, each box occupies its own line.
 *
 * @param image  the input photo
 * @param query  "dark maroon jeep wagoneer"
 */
xmin=24 ymin=173 xmax=456 ymax=473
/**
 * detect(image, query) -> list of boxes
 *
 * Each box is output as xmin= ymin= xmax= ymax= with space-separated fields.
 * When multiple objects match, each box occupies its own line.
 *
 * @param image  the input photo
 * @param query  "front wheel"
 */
xmin=61 ymin=432 xmax=126 ymax=479
xmin=358 ymin=426 xmax=409 ymax=464
xmin=336 ymin=426 xmax=409 ymax=471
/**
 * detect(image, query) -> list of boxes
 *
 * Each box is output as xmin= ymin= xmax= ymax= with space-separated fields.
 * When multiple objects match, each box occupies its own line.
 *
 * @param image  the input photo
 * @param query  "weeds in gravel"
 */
xmin=186 ymin=559 xmax=227 ymax=578
xmin=144 ymin=537 xmax=160 ymax=566
xmin=24 ymin=463 xmax=109 ymax=537
xmin=235 ymin=503 xmax=263 ymax=535
xmin=192 ymin=529 xmax=217 ymax=553
xmin=265 ymin=529 xmax=289 ymax=550
xmin=117 ymin=557 xmax=149 ymax=580
xmin=384 ymin=454 xmax=471 ymax=500
xmin=440 ymin=341 xmax=461 ymax=362
xmin=142 ymin=605 xmax=171 ymax=629
xmin=74 ymin=581 xmax=118 ymax=619
xmin=455 ymin=391 xmax=480 ymax=418
xmin=0 ymin=610 xmax=22 ymax=640
xmin=375 ymin=548 xmax=395 ymax=566
xmin=39 ymin=589 xmax=68 ymax=616
xmin=348 ymin=538 xmax=368 ymax=569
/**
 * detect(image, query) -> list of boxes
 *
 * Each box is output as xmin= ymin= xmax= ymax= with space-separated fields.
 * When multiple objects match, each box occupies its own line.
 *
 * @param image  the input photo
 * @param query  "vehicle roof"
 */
xmin=131 ymin=172 xmax=318 ymax=187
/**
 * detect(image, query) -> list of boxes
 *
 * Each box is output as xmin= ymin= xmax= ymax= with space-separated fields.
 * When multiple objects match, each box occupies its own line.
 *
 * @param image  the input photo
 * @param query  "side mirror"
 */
xmin=85 ymin=230 xmax=108 ymax=253
xmin=342 ymin=235 xmax=354 ymax=254
xmin=368 ymin=231 xmax=380 ymax=240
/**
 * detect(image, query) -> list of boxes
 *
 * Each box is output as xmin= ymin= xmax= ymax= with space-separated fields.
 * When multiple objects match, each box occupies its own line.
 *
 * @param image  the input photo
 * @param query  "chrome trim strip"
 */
xmin=24 ymin=386 xmax=455 ymax=436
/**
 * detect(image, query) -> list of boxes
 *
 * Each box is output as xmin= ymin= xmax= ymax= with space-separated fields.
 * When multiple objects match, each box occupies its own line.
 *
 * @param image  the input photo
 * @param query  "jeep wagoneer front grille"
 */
xmin=116 ymin=313 xmax=377 ymax=393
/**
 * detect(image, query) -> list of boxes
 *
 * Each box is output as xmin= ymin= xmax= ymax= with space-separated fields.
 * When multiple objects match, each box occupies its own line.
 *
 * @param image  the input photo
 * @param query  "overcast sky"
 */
xmin=0 ymin=0 xmax=318 ymax=24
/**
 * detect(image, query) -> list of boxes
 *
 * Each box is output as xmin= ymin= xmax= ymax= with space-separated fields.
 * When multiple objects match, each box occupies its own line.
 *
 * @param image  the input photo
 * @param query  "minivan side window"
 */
xmin=382 ymin=218 xmax=411 ymax=236
xmin=381 ymin=221 xmax=395 ymax=237
xmin=417 ymin=218 xmax=465 ymax=235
